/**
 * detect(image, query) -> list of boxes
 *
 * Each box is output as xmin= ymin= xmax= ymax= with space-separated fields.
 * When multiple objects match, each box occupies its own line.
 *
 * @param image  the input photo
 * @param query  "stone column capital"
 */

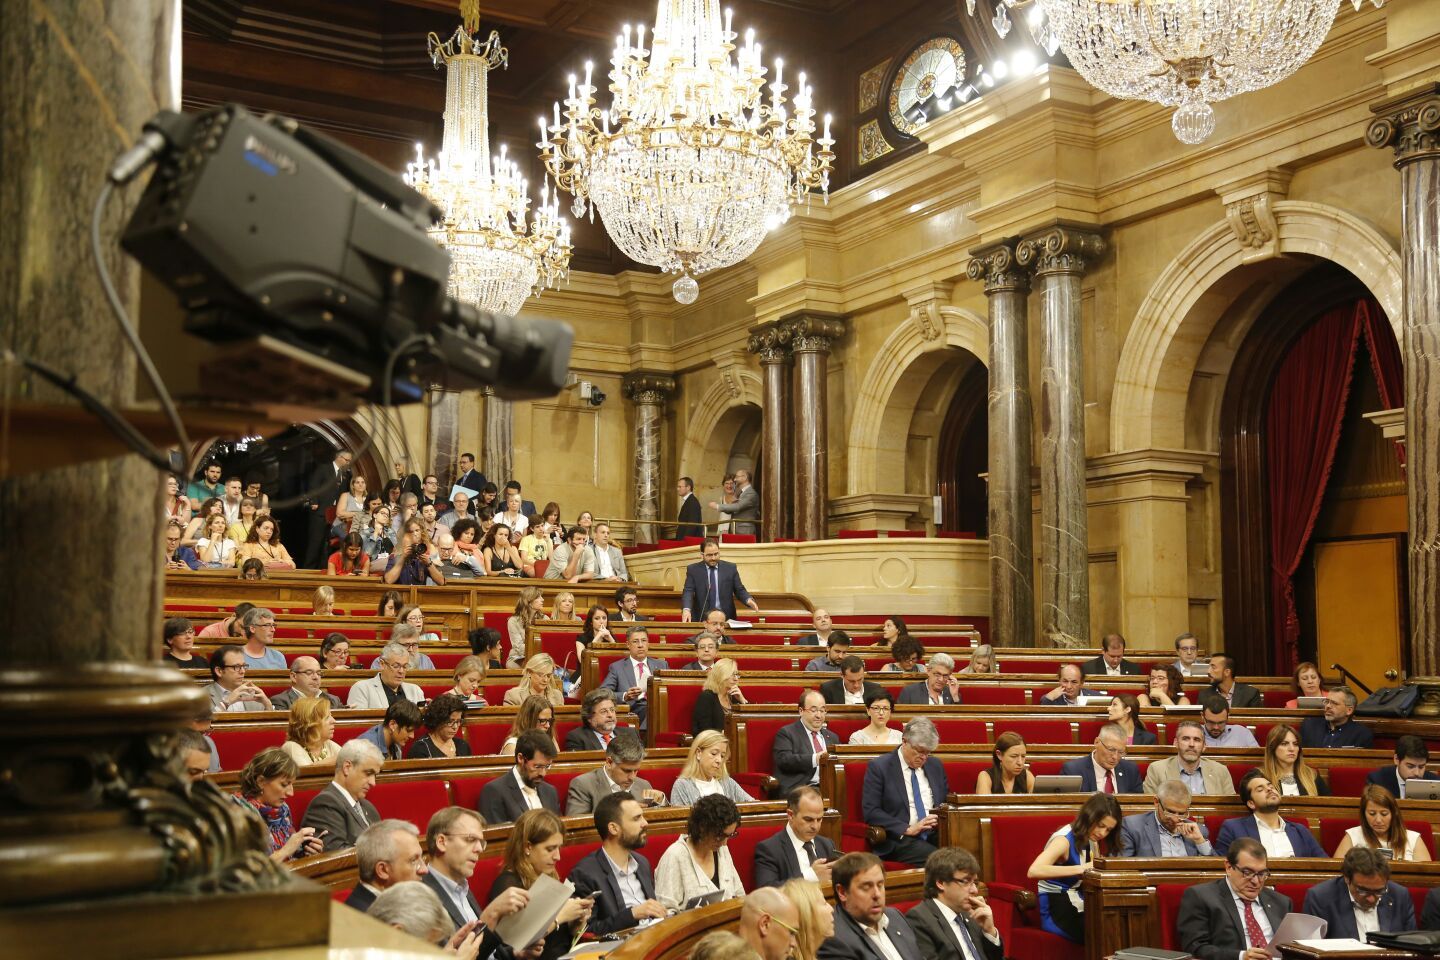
xmin=1368 ymin=82 xmax=1440 ymax=166
xmin=966 ymin=238 xmax=1028 ymax=294
xmin=1016 ymin=225 xmax=1106 ymax=277
xmin=622 ymin=372 xmax=676 ymax=406
xmin=748 ymin=323 xmax=793 ymax=364
xmin=779 ymin=312 xmax=847 ymax=354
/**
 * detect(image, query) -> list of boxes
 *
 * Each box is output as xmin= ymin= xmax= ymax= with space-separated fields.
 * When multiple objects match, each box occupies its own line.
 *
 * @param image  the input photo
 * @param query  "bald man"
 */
xmin=270 ymin=656 xmax=342 ymax=710
xmin=740 ymin=887 xmax=801 ymax=960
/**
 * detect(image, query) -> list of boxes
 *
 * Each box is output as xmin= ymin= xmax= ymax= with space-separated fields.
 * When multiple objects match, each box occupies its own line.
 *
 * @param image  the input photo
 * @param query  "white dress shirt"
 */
xmin=934 ymin=898 xmax=1002 ymax=959
xmin=1351 ymin=892 xmax=1381 ymax=940
xmin=332 ymin=781 xmax=370 ymax=826
xmin=787 ymin=824 xmax=819 ymax=882
xmin=861 ymin=913 xmax=907 ymax=960
xmin=900 ymin=761 xmax=935 ymax=825
xmin=1254 ymin=816 xmax=1295 ymax=858
xmin=802 ymin=725 xmax=827 ymax=784
xmin=1229 ymin=885 xmax=1274 ymax=953
xmin=843 ymin=686 xmax=866 ymax=705
xmin=1091 ymin=759 xmax=1118 ymax=792
xmin=595 ymin=547 xmax=614 ymax=579
xmin=512 ymin=768 xmax=541 ymax=811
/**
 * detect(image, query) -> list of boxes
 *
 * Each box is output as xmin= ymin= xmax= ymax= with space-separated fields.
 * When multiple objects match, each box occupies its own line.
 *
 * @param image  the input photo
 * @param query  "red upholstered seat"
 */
xmin=1327 ymin=766 xmax=1371 ymax=797
xmin=995 ymin=720 xmax=1074 ymax=745
xmin=885 ymin=530 xmax=925 ymax=538
xmin=536 ymin=631 xmax=575 ymax=668
xmin=333 ymin=724 xmax=368 ymax=745
xmin=470 ymin=850 xmax=506 ymax=900
xmin=656 ymin=683 xmax=703 ymax=739
xmin=729 ymin=824 xmax=775 ymax=889
xmin=481 ymin=611 xmax=510 ymax=631
xmin=1262 ymin=689 xmax=1293 ymax=708
xmin=1156 ymin=884 xmax=1187 ymax=949
xmin=933 ymin=719 xmax=987 ymax=745
xmin=825 ymin=718 xmax=867 ymax=742
xmin=989 ymin=815 xmax=1070 ymax=885
xmin=289 ymin=787 xmax=320 ymax=824
xmin=534 ymin=559 xmax=550 ymax=578
xmin=1027 ymin=759 xmax=1065 ymax=776
xmin=740 ymin=717 xmax=800 ymax=774
xmin=420 ymin=684 xmax=453 ymax=699
xmin=944 ymin=761 xmax=990 ymax=793
xmin=659 ymin=539 xmax=684 ymax=550
xmin=367 ymin=780 xmax=450 ymax=827
xmin=839 ymin=760 xmax=872 ymax=824
xmin=720 ymin=534 xmax=755 ymax=544
xmin=465 ymin=720 xmax=514 ymax=755
xmin=450 ymin=775 xmax=498 ymax=813
xmin=1225 ymin=763 xmax=1256 ymax=787
xmin=647 ymin=766 xmax=682 ymax=798
xmin=428 ymin=652 xmax=466 ymax=670
xmin=211 ymin=727 xmax=286 ymax=770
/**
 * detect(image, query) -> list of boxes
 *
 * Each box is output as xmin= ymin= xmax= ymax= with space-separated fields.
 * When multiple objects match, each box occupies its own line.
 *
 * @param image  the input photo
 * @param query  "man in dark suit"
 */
xmin=599 ymin=626 xmax=670 ymax=731
xmin=564 ymin=689 xmax=621 ymax=752
xmin=862 ymin=718 xmax=949 ymax=867
xmin=301 ymin=738 xmax=384 ymax=851
xmin=818 ymin=852 xmax=925 ymax=960
xmin=1368 ymin=735 xmax=1440 ymax=799
xmin=568 ymin=792 xmax=667 ymax=935
xmin=1422 ymin=887 xmax=1440 ymax=930
xmin=797 ymin=608 xmax=837 ymax=646
xmin=906 ymin=847 xmax=1004 ymax=960
xmin=680 ymin=538 xmax=759 ymax=621
xmin=421 ymin=806 xmax=487 ymax=927
xmin=1117 ymin=781 xmax=1214 ymax=856
xmin=478 ymin=730 xmax=560 ymax=824
xmin=1206 ymin=654 xmax=1263 ymax=709
xmin=1081 ymin=633 xmax=1142 ymax=676
xmin=1059 ymin=723 xmax=1144 ymax=794
xmin=1213 ymin=772 xmax=1327 ymax=857
xmin=1038 ymin=663 xmax=1102 ymax=706
xmin=754 ymin=786 xmax=839 ymax=888
xmin=1304 ymin=847 xmax=1416 ymax=941
xmin=614 ymin=586 xmax=652 ymax=624
xmin=453 ymin=452 xmax=486 ymax=497
xmin=268 ymin=656 xmax=343 ymax=711
xmin=564 ymin=731 xmax=666 ymax=816
xmin=897 ymin=652 xmax=961 ymax=706
xmin=343 ymin=819 xmax=428 ymax=912
xmin=774 ymin=690 xmax=840 ymax=795
xmin=820 ymin=656 xmax=885 ymax=706
xmin=501 ymin=480 xmax=538 ymax=518
xmin=676 ymin=476 xmax=704 ymax=539
xmin=1177 ymin=837 xmax=1292 ymax=960
xmin=711 ymin=468 xmax=760 ymax=537
xmin=303 ymin=448 xmax=352 ymax=569
xmin=1300 ymin=686 xmax=1375 ymax=750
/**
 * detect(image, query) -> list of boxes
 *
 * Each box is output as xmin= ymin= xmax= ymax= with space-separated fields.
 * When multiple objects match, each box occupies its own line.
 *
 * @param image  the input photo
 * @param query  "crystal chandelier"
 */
xmin=540 ymin=0 xmax=835 ymax=304
xmin=972 ymin=0 xmax=1382 ymax=145
xmin=405 ymin=8 xmax=571 ymax=316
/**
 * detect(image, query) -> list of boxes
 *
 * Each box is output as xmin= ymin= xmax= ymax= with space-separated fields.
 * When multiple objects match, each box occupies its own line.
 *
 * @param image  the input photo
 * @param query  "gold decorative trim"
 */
xmin=858 ymin=119 xmax=894 ymax=165
xmin=858 ymin=58 xmax=890 ymax=112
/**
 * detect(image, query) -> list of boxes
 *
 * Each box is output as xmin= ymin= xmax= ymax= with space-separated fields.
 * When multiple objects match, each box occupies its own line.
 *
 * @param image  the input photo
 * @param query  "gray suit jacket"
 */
xmin=717 ymin=484 xmax=759 ymax=535
xmin=269 ymin=687 xmax=342 ymax=711
xmin=564 ymin=767 xmax=661 ymax=817
xmin=906 ymin=898 xmax=1004 ymax=960
xmin=300 ymin=782 xmax=380 ymax=851
xmin=204 ymin=681 xmax=267 ymax=712
xmin=1117 ymin=811 xmax=1211 ymax=857
xmin=1177 ymin=877 xmax=1291 ymax=960
xmin=818 ymin=905 xmax=925 ymax=960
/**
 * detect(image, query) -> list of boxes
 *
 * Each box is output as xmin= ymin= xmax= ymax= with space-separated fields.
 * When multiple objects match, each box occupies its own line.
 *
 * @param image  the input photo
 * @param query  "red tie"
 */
xmin=635 ymin=661 xmax=646 ymax=683
xmin=1104 ymin=769 xmax=1115 ymax=794
xmin=811 ymin=731 xmax=825 ymax=753
xmin=1242 ymin=899 xmax=1267 ymax=948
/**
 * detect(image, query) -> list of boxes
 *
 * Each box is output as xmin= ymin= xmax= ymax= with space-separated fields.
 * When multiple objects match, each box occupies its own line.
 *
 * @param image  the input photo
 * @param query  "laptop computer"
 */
xmin=1295 ymin=696 xmax=1326 ymax=709
xmin=1032 ymin=775 xmax=1084 ymax=794
xmin=1406 ymin=778 xmax=1440 ymax=800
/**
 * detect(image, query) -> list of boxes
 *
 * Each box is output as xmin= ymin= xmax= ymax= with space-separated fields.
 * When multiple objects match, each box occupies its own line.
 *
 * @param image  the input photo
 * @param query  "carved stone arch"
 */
xmin=1110 ymin=201 xmax=1403 ymax=452
xmin=679 ymin=367 xmax=764 ymax=499
xmin=846 ymin=300 xmax=989 ymax=496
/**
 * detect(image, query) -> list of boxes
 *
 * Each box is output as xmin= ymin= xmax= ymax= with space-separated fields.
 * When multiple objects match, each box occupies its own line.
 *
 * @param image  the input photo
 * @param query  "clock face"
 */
xmin=888 ymin=37 xmax=967 ymax=137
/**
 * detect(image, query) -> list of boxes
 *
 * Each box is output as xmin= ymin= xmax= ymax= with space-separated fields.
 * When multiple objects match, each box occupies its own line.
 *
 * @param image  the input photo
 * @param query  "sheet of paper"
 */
xmin=448 ymin=484 xmax=479 ymax=502
xmin=494 ymin=874 xmax=576 ymax=951
xmin=1292 ymin=940 xmax=1382 ymax=952
xmin=1265 ymin=913 xmax=1328 ymax=957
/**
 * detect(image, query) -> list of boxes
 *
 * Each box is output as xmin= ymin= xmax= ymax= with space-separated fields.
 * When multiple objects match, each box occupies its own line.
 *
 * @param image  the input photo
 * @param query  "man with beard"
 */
xmin=1214 ymin=771 xmax=1326 ymax=858
xmin=478 ymin=730 xmax=559 ymax=824
xmin=569 ymin=793 xmax=668 ymax=934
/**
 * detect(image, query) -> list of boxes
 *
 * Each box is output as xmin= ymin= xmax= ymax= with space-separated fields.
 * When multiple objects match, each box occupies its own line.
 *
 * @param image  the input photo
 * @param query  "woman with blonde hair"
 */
xmin=693 ymin=658 xmax=747 ymax=735
xmin=195 ymin=512 xmax=238 ymax=569
xmin=958 ymin=643 xmax=996 ymax=675
xmin=1334 ymin=784 xmax=1432 ymax=861
xmin=447 ymin=655 xmax=488 ymax=704
xmin=489 ymin=810 xmax=594 ymax=960
xmin=504 ymin=653 xmax=563 ymax=707
xmin=280 ymin=697 xmax=341 ymax=766
xmin=311 ymin=585 xmax=335 ymax=617
xmin=550 ymin=591 xmax=579 ymax=623
xmin=782 ymin=878 xmax=835 ymax=960
xmin=508 ymin=587 xmax=546 ymax=669
xmin=671 ymin=730 xmax=755 ymax=806
xmin=1255 ymin=723 xmax=1329 ymax=796
xmin=501 ymin=695 xmax=555 ymax=756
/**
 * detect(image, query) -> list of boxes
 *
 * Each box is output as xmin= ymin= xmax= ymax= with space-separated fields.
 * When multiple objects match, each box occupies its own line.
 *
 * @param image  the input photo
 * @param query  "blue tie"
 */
xmin=954 ymin=914 xmax=981 ymax=960
xmin=911 ymin=768 xmax=927 ymax=832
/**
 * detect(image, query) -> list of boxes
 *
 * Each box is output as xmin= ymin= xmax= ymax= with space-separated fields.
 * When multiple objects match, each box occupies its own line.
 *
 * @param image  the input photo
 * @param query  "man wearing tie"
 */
xmin=453 ymin=452 xmax=486 ymax=498
xmin=906 ymin=848 xmax=1005 ymax=960
xmin=600 ymin=627 xmax=669 ymax=731
xmin=773 ymin=691 xmax=841 ymax=796
xmin=861 ymin=718 xmax=950 ymax=867
xmin=565 ymin=732 xmax=667 ymax=816
xmin=1059 ymin=724 xmax=1144 ymax=794
xmin=1177 ymin=838 xmax=1291 ymax=960
xmin=680 ymin=538 xmax=759 ymax=622
xmin=300 ymin=738 xmax=384 ymax=851
xmin=753 ymin=786 xmax=839 ymax=888
xmin=564 ymin=689 xmax=621 ymax=751
xmin=303 ymin=448 xmax=352 ymax=569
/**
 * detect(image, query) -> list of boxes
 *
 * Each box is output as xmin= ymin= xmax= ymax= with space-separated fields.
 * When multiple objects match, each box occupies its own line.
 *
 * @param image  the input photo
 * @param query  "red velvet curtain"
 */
xmin=1358 ymin=299 xmax=1407 ymax=463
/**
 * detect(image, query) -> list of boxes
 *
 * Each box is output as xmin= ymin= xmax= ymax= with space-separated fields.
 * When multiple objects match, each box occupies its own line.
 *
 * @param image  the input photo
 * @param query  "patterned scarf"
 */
xmin=235 ymin=793 xmax=294 ymax=856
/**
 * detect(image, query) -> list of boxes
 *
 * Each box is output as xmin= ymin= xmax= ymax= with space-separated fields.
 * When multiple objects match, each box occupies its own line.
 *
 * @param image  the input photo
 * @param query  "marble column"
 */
xmin=748 ymin=325 xmax=792 ymax=542
xmin=483 ymin=388 xmax=513 ymax=488
xmin=1018 ymin=226 xmax=1105 ymax=648
xmin=0 ymin=0 xmax=302 ymax=939
xmin=428 ymin=388 xmax=462 ymax=483
xmin=967 ymin=239 xmax=1036 ymax=648
xmin=783 ymin=313 xmax=846 ymax=541
xmin=1368 ymin=85 xmax=1440 ymax=676
xmin=623 ymin=373 xmax=676 ymax=544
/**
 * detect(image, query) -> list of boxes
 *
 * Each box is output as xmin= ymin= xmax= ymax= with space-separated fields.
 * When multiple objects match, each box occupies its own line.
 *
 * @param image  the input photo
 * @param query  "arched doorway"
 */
xmin=1219 ymin=264 xmax=1404 ymax=676
xmin=936 ymin=362 xmax=988 ymax=535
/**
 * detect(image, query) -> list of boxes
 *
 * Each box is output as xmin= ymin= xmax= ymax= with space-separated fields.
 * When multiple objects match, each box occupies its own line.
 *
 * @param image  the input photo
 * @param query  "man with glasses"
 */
xmin=906 ymin=847 xmax=1004 ymax=960
xmin=421 ymin=806 xmax=489 ymax=926
xmin=357 ymin=700 xmax=422 ymax=761
xmin=862 ymin=718 xmax=949 ymax=868
xmin=1300 ymin=686 xmax=1375 ymax=750
xmin=600 ymin=627 xmax=668 ymax=732
xmin=1177 ymin=837 xmax=1292 ymax=960
xmin=1173 ymin=632 xmax=1206 ymax=676
xmin=570 ymin=793 xmax=667 ymax=934
xmin=1215 ymin=771 xmax=1326 ymax=858
xmin=820 ymin=851 xmax=925 ymax=960
xmin=1060 ymin=723 xmax=1143 ymax=793
xmin=369 ymin=624 xmax=437 ymax=672
xmin=205 ymin=644 xmax=272 ymax=712
xmin=1118 ymin=781 xmax=1214 ymax=857
xmin=774 ymin=690 xmax=840 ymax=795
xmin=566 ymin=731 xmax=666 ymax=815
xmin=270 ymin=655 xmax=342 ymax=710
xmin=347 ymin=640 xmax=424 ymax=709
xmin=479 ymin=729 xmax=560 ymax=824
xmin=343 ymin=818 xmax=428 ymax=912
xmin=738 ymin=886 xmax=802 ymax=960
xmin=238 ymin=607 xmax=286 ymax=670
xmin=898 ymin=652 xmax=961 ymax=705
xmin=1304 ymin=847 xmax=1415 ymax=942
xmin=565 ymin=689 xmax=621 ymax=752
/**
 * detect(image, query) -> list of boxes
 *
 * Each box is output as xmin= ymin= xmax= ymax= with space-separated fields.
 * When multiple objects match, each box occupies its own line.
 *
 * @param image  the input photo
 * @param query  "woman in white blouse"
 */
xmin=195 ymin=513 xmax=238 ymax=568
xmin=654 ymin=794 xmax=746 ymax=911
xmin=669 ymin=730 xmax=755 ymax=806
xmin=848 ymin=691 xmax=902 ymax=745
xmin=1334 ymin=784 xmax=1431 ymax=861
xmin=279 ymin=698 xmax=341 ymax=767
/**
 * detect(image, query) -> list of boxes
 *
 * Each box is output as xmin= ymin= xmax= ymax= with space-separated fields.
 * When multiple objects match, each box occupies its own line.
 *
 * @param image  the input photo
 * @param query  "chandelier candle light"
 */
xmin=540 ymin=0 xmax=836 ymax=304
xmin=972 ymin=0 xmax=1383 ymax=145
xmin=405 ymin=9 xmax=572 ymax=316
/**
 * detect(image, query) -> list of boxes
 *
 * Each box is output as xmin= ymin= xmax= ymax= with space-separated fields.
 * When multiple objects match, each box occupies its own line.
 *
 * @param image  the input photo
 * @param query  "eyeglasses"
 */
xmin=380 ymin=660 xmax=407 ymax=672
xmin=439 ymin=716 xmax=464 ymax=728
xmin=1097 ymin=741 xmax=1127 ymax=757
xmin=943 ymin=875 xmax=980 ymax=887
xmin=444 ymin=833 xmax=487 ymax=849
xmin=220 ymin=663 xmax=247 ymax=672
xmin=293 ymin=669 xmax=323 ymax=678
xmin=255 ymin=620 xmax=276 ymax=629
xmin=1232 ymin=867 xmax=1270 ymax=881
xmin=719 ymin=826 xmax=740 ymax=842
xmin=1158 ymin=805 xmax=1190 ymax=818
xmin=1350 ymin=881 xmax=1388 ymax=898
xmin=766 ymin=913 xmax=800 ymax=938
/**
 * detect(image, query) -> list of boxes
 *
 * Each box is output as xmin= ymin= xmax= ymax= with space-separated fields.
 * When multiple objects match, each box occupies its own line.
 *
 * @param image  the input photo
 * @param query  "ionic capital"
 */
xmin=1368 ymin=83 xmax=1440 ymax=167
xmin=966 ymin=238 xmax=1028 ymax=294
xmin=779 ymin=312 xmax=847 ymax=355
xmin=621 ymin=372 xmax=675 ymax=406
xmin=1016 ymin=226 xmax=1106 ymax=278
xmin=747 ymin=324 xmax=792 ymax=365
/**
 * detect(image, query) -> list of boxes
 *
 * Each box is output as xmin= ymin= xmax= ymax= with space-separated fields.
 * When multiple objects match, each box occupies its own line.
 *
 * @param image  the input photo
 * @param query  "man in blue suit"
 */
xmin=1059 ymin=723 xmax=1143 ymax=793
xmin=680 ymin=538 xmax=758 ymax=622
xmin=569 ymin=792 xmax=667 ymax=935
xmin=861 ymin=718 xmax=949 ymax=867
xmin=600 ymin=626 xmax=669 ymax=731
xmin=1367 ymin=735 xmax=1440 ymax=799
xmin=1118 ymin=781 xmax=1214 ymax=856
xmin=1214 ymin=771 xmax=1327 ymax=858
xmin=1304 ymin=847 xmax=1416 ymax=940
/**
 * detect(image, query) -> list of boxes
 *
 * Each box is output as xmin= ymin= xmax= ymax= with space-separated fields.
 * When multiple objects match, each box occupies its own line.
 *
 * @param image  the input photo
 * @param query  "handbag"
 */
xmin=1355 ymin=684 xmax=1419 ymax=717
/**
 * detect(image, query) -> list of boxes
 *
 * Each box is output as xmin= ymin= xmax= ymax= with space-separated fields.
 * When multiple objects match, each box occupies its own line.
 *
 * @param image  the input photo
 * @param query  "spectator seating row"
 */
xmin=179 ymin=612 xmax=464 ymax=644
